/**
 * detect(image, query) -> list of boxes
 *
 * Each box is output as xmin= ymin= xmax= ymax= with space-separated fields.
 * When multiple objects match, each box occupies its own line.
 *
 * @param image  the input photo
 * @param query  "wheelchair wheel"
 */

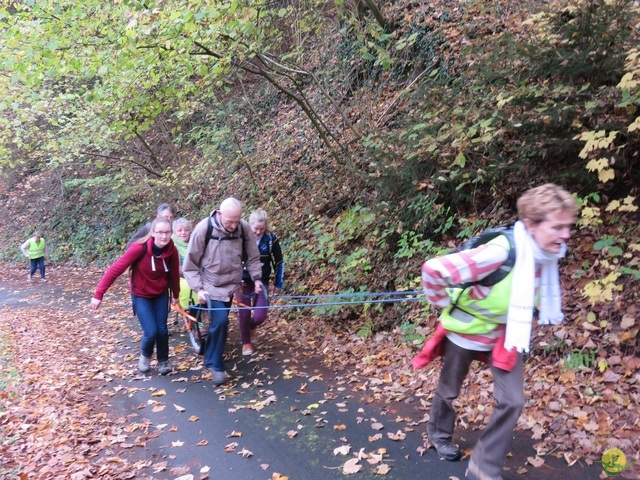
xmin=190 ymin=305 xmax=209 ymax=355
xmin=259 ymin=282 xmax=270 ymax=307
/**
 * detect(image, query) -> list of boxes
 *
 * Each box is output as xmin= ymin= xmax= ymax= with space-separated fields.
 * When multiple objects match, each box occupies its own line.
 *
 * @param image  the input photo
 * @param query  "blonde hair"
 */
xmin=517 ymin=183 xmax=578 ymax=224
xmin=249 ymin=209 xmax=271 ymax=233
xmin=138 ymin=217 xmax=172 ymax=244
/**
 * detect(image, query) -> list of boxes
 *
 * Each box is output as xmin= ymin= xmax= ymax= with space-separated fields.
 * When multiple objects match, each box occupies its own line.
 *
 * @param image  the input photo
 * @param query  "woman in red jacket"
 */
xmin=91 ymin=217 xmax=181 ymax=375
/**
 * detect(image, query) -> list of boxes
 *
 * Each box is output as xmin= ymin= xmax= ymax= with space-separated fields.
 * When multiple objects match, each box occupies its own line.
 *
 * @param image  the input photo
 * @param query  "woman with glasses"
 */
xmin=91 ymin=216 xmax=181 ymax=375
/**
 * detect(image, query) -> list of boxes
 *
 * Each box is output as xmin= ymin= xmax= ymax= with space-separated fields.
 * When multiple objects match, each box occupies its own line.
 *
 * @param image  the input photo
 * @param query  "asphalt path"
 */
xmin=1 ymin=272 xmax=604 ymax=480
xmin=104 ymin=322 xmax=475 ymax=480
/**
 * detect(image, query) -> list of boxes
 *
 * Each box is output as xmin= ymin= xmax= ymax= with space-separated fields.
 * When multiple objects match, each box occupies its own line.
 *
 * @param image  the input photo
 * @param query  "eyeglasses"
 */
xmin=154 ymin=231 xmax=172 ymax=236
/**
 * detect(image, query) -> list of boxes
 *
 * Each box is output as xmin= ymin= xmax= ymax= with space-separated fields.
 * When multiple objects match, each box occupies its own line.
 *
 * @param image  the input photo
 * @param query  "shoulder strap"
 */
xmin=205 ymin=214 xmax=214 ymax=251
xmin=454 ymin=224 xmax=515 ymax=289
xmin=204 ymin=214 xmax=246 ymax=259
xmin=129 ymin=242 xmax=148 ymax=283
xmin=268 ymin=233 xmax=276 ymax=268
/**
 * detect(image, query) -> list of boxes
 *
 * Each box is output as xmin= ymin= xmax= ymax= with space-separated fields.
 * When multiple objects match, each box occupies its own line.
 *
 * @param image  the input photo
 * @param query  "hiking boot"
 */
xmin=465 ymin=459 xmax=503 ymax=480
xmin=433 ymin=441 xmax=462 ymax=462
xmin=138 ymin=355 xmax=151 ymax=373
xmin=158 ymin=361 xmax=172 ymax=376
xmin=210 ymin=370 xmax=231 ymax=385
xmin=40 ymin=278 xmax=47 ymax=283
xmin=242 ymin=344 xmax=254 ymax=356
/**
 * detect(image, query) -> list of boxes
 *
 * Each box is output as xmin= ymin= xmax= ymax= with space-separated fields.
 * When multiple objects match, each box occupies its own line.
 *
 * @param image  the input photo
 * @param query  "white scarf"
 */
xmin=504 ymin=221 xmax=566 ymax=353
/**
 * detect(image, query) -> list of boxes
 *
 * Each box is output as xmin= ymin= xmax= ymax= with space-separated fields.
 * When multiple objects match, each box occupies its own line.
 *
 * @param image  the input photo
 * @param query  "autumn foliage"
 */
xmin=1 ymin=0 xmax=639 ymax=478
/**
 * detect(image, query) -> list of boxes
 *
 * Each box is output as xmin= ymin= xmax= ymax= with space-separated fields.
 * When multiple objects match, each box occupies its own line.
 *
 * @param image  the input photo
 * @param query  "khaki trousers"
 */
xmin=427 ymin=338 xmax=525 ymax=477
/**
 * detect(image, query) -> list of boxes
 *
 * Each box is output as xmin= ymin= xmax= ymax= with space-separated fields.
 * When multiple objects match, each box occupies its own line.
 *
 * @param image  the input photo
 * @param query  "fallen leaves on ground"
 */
xmin=1 ymin=260 xmax=638 ymax=479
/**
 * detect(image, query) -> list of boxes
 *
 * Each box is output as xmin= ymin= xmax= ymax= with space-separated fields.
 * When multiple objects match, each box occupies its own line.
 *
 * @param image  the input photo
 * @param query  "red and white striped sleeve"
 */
xmin=421 ymin=243 xmax=509 ymax=307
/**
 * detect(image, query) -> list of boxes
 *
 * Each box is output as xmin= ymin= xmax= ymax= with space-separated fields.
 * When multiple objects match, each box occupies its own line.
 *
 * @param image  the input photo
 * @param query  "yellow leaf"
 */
xmin=376 ymin=464 xmax=392 ymax=474
xmin=497 ymin=94 xmax=515 ymax=108
xmin=629 ymin=116 xmax=640 ymax=132
xmin=586 ymin=158 xmax=608 ymax=172
xmin=151 ymin=389 xmax=166 ymax=397
xmin=605 ymin=200 xmax=621 ymax=212
xmin=598 ymin=360 xmax=608 ymax=373
xmin=598 ymin=168 xmax=615 ymax=183
xmin=617 ymin=71 xmax=638 ymax=89
xmin=620 ymin=196 xmax=638 ymax=212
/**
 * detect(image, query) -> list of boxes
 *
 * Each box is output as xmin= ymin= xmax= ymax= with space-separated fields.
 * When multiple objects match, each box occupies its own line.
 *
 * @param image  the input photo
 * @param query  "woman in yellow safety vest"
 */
xmin=21 ymin=230 xmax=47 ymax=282
xmin=413 ymin=184 xmax=577 ymax=480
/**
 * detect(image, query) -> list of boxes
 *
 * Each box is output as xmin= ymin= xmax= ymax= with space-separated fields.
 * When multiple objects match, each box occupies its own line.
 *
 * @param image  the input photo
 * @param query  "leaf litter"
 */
xmin=0 ymin=253 xmax=638 ymax=479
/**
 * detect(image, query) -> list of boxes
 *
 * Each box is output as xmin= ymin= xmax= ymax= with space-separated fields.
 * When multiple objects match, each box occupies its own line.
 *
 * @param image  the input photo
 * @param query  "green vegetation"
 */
xmin=0 ymin=0 xmax=638 ymax=342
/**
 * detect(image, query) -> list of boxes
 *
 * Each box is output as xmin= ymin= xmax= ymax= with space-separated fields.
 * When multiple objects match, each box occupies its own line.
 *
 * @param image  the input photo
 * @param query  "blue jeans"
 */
xmin=131 ymin=292 xmax=169 ymax=362
xmin=29 ymin=257 xmax=45 ymax=278
xmin=203 ymin=300 xmax=232 ymax=372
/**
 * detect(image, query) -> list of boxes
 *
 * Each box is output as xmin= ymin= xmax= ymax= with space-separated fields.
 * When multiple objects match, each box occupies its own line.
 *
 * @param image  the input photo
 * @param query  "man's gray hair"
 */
xmin=173 ymin=217 xmax=192 ymax=231
xmin=157 ymin=203 xmax=175 ymax=216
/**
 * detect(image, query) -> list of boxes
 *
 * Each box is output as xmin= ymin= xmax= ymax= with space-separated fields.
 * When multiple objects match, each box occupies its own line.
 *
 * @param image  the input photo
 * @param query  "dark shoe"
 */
xmin=158 ymin=361 xmax=172 ymax=376
xmin=465 ymin=459 xmax=503 ymax=480
xmin=433 ymin=441 xmax=461 ymax=461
